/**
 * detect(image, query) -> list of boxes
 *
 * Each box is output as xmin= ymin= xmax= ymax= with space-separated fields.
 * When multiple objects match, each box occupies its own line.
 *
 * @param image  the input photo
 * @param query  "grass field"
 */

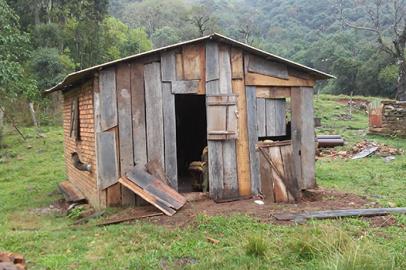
xmin=0 ymin=94 xmax=405 ymax=269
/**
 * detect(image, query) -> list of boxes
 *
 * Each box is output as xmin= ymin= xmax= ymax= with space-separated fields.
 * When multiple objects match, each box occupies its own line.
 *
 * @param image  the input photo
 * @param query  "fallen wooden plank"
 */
xmin=58 ymin=181 xmax=86 ymax=203
xmin=96 ymin=212 xmax=163 ymax=226
xmin=118 ymin=177 xmax=176 ymax=216
xmin=123 ymin=166 xmax=187 ymax=216
xmin=272 ymin=208 xmax=406 ymax=222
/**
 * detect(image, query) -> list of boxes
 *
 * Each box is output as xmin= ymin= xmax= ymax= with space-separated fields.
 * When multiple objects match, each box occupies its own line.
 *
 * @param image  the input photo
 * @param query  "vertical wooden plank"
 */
xmin=246 ymin=86 xmax=261 ymax=194
xmin=161 ymin=51 xmax=176 ymax=82
xmin=275 ymin=99 xmax=286 ymax=136
xmin=131 ymin=63 xmax=147 ymax=167
xmin=94 ymin=73 xmax=107 ymax=209
xmin=198 ymin=45 xmax=206 ymax=95
xmin=300 ymin=87 xmax=316 ymax=189
xmin=144 ymin=62 xmax=164 ymax=167
xmin=259 ymin=149 xmax=274 ymax=201
xmin=116 ymin=62 xmax=135 ymax=206
xmin=219 ymin=44 xmax=238 ymax=199
xmin=205 ymin=41 xmax=219 ymax=81
xmin=162 ymin=82 xmax=178 ymax=190
xmin=208 ymin=141 xmax=223 ymax=200
xmin=291 ymin=87 xmax=303 ymax=189
xmin=99 ymin=67 xmax=118 ymax=131
xmin=231 ymin=48 xmax=244 ymax=79
xmin=256 ymin=98 xmax=266 ymax=137
xmin=206 ymin=41 xmax=222 ymax=200
xmin=232 ymin=79 xmax=251 ymax=196
xmin=175 ymin=53 xmax=184 ymax=80
xmin=269 ymin=146 xmax=288 ymax=202
xmin=218 ymin=45 xmax=232 ymax=94
xmin=280 ymin=144 xmax=299 ymax=201
xmin=182 ymin=44 xmax=201 ymax=80
xmin=265 ymin=99 xmax=276 ymax=136
xmin=106 ymin=183 xmax=122 ymax=207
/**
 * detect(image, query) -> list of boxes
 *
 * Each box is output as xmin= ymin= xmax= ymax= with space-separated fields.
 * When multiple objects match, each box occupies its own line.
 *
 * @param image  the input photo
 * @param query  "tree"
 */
xmin=1 ymin=0 xmax=38 ymax=126
xmin=188 ymin=4 xmax=217 ymax=36
xmin=339 ymin=0 xmax=406 ymax=100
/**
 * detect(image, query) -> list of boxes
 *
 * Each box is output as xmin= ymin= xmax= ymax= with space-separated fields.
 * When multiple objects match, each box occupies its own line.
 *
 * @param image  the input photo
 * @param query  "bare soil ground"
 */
xmin=96 ymin=188 xmax=378 ymax=228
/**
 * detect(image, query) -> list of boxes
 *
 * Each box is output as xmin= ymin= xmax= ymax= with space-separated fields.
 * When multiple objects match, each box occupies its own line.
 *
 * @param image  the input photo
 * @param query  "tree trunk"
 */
xmin=397 ymin=61 xmax=406 ymax=101
xmin=28 ymin=102 xmax=39 ymax=127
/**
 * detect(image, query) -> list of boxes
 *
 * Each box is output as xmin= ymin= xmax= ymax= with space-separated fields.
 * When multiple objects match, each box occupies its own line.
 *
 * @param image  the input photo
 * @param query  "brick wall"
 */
xmin=369 ymin=101 xmax=406 ymax=137
xmin=63 ymin=80 xmax=99 ymax=207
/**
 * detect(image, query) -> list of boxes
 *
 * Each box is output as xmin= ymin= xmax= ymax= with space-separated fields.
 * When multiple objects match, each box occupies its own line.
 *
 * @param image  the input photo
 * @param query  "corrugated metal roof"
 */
xmin=45 ymin=33 xmax=334 ymax=93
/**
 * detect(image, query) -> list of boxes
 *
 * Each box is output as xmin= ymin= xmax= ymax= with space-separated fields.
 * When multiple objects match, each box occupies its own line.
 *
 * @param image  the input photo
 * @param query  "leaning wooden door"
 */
xmin=258 ymin=141 xmax=300 ymax=203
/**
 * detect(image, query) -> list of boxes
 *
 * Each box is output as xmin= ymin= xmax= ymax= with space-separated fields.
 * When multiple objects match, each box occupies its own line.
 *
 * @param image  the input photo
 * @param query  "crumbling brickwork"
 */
xmin=63 ymin=80 xmax=99 ymax=206
xmin=369 ymin=101 xmax=406 ymax=137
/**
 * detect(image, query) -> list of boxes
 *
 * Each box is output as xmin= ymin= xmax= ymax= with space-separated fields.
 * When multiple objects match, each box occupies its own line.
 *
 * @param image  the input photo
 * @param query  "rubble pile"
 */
xmin=317 ymin=140 xmax=403 ymax=159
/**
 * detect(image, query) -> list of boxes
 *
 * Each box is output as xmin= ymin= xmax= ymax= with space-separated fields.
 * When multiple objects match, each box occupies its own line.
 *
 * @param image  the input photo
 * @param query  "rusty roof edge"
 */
xmin=45 ymin=33 xmax=335 ymax=93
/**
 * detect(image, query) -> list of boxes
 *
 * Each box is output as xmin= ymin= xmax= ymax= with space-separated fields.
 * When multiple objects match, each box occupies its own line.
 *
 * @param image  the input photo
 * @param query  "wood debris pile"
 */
xmin=317 ymin=140 xmax=403 ymax=159
xmin=0 ymin=252 xmax=26 ymax=270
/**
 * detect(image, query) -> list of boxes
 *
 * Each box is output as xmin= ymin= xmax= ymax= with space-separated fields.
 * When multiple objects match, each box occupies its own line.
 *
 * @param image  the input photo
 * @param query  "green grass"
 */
xmin=1 ymin=94 xmax=405 ymax=269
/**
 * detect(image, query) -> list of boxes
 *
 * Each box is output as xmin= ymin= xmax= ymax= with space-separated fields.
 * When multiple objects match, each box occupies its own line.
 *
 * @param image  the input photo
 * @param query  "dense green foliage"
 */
xmin=111 ymin=0 xmax=402 ymax=98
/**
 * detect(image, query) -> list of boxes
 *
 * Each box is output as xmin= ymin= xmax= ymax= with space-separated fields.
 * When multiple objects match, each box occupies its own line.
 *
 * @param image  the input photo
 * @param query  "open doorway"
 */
xmin=175 ymin=95 xmax=207 ymax=192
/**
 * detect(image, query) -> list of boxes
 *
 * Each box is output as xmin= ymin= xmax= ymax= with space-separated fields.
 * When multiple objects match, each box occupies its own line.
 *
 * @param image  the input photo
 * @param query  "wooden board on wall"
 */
xmin=172 ymin=80 xmax=200 ymax=94
xmin=245 ymin=86 xmax=261 ymax=194
xmin=299 ymin=87 xmax=316 ymax=189
xmin=206 ymin=41 xmax=219 ymax=81
xmin=96 ymin=131 xmax=119 ymax=190
xmin=162 ymin=82 xmax=178 ymax=190
xmin=290 ymin=87 xmax=303 ymax=189
xmin=99 ymin=68 xmax=118 ymax=131
xmin=161 ymin=51 xmax=176 ymax=82
xmin=116 ymin=62 xmax=135 ymax=206
xmin=144 ymin=62 xmax=165 ymax=167
xmin=246 ymin=54 xmax=288 ymax=79
xmin=182 ymin=45 xmax=201 ymax=80
xmin=256 ymin=87 xmax=291 ymax=99
xmin=256 ymin=98 xmax=266 ymax=137
xmin=93 ymin=74 xmax=107 ymax=208
xmin=231 ymin=48 xmax=244 ymax=79
xmin=259 ymin=150 xmax=273 ymax=201
xmin=245 ymin=72 xmax=315 ymax=87
xmin=131 ymin=63 xmax=147 ymax=168
xmin=265 ymin=99 xmax=286 ymax=137
xmin=232 ymin=79 xmax=251 ymax=196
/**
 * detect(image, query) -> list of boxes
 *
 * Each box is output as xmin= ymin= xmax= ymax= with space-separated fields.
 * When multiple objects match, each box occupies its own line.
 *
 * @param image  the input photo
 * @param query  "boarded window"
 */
xmin=207 ymin=95 xmax=238 ymax=140
xmin=256 ymin=98 xmax=286 ymax=137
xmin=70 ymin=96 xmax=80 ymax=141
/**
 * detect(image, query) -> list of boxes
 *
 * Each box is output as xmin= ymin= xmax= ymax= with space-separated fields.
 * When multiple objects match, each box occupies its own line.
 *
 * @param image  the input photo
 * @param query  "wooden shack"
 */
xmin=47 ymin=33 xmax=333 ymax=211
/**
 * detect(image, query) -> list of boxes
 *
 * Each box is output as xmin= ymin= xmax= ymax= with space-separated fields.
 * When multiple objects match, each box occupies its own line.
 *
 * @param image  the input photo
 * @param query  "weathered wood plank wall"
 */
xmin=116 ymin=63 xmax=135 ymax=206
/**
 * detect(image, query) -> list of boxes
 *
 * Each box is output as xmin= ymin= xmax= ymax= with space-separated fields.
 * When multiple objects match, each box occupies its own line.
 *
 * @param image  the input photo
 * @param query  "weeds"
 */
xmin=245 ymin=234 xmax=268 ymax=257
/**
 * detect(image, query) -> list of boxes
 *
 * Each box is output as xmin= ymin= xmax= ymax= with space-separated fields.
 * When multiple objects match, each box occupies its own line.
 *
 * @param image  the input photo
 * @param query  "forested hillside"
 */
xmin=1 ymin=0 xmax=405 ymax=126
xmin=110 ymin=0 xmax=402 ymax=98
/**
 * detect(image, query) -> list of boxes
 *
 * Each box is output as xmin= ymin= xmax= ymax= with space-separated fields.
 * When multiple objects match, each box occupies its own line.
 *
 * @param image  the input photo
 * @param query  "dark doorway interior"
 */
xmin=175 ymin=95 xmax=207 ymax=192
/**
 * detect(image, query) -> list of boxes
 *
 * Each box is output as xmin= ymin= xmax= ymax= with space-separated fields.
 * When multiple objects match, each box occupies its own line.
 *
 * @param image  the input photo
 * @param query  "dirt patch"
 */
xmin=336 ymin=98 xmax=369 ymax=110
xmin=104 ymin=188 xmax=373 ymax=228
xmin=365 ymin=216 xmax=402 ymax=228
xmin=31 ymin=199 xmax=69 ymax=215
